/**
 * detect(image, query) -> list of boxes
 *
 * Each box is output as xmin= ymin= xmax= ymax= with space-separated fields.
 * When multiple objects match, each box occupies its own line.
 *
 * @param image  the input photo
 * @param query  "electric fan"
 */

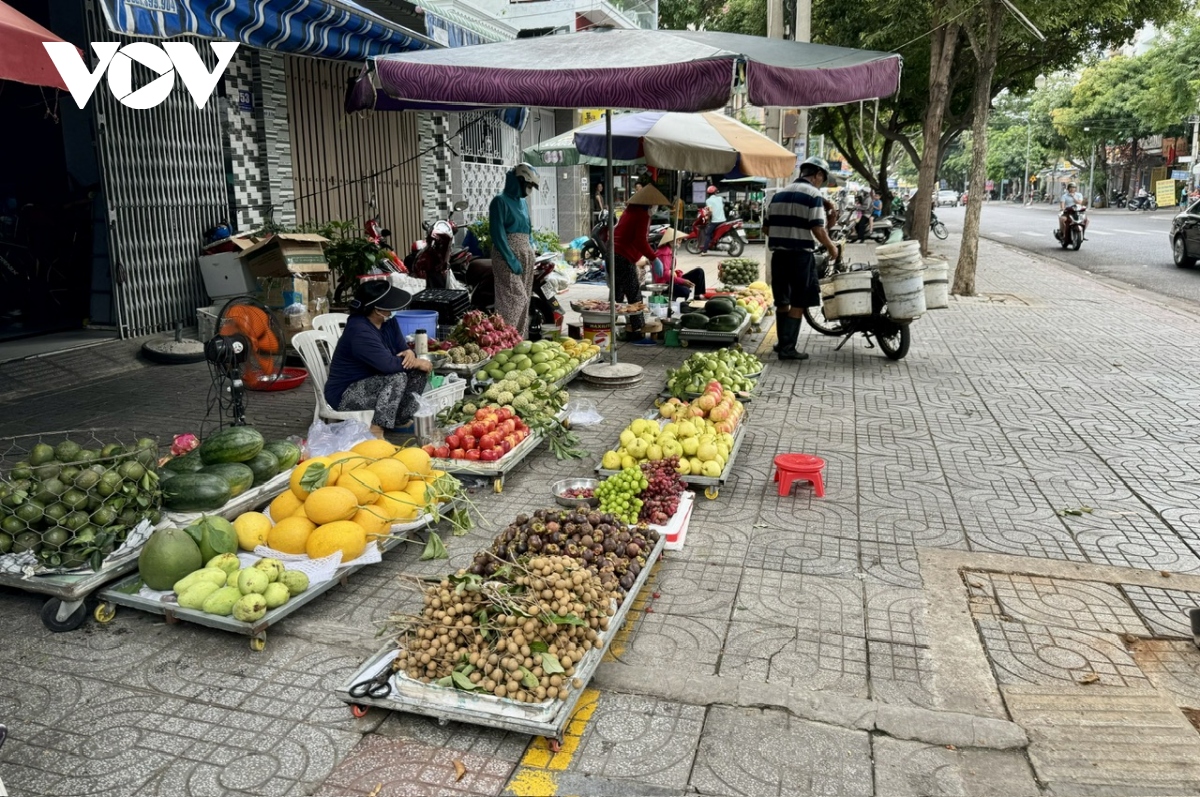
xmin=205 ymin=297 xmax=285 ymax=426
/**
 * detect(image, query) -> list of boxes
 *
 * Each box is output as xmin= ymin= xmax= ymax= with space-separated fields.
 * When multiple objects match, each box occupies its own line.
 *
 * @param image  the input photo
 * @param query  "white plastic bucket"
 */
xmin=819 ymin=277 xmax=841 ymax=320
xmin=923 ymin=258 xmax=949 ymax=309
xmin=881 ymin=272 xmax=927 ymax=319
xmin=876 ymin=240 xmax=921 ymax=265
xmin=833 ymin=271 xmax=873 ymax=316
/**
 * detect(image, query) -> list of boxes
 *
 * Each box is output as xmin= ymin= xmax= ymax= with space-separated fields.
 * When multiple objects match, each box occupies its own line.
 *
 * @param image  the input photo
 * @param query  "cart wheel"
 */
xmin=351 ymin=704 xmax=370 ymax=718
xmin=93 ymin=602 xmax=117 ymax=624
xmin=39 ymin=598 xmax=88 ymax=633
xmin=561 ymin=418 xmax=572 ymax=430
xmin=547 ymin=738 xmax=563 ymax=753
xmin=494 ymin=477 xmax=504 ymax=494
xmin=679 ymin=339 xmax=689 ymax=348
xmin=249 ymin=636 xmax=266 ymax=652
xmin=704 ymin=486 xmax=720 ymax=500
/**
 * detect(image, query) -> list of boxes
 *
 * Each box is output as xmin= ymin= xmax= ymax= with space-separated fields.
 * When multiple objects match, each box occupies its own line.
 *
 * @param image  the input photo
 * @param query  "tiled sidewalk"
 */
xmin=3 ymin=237 xmax=1200 ymax=795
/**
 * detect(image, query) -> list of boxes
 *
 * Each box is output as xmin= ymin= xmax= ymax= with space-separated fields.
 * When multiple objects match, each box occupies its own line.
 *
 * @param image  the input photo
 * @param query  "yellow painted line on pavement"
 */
xmin=603 ymin=555 xmax=662 ymax=661
xmin=756 ymin=321 xmax=777 ymax=355
xmin=506 ymin=688 xmax=601 ymax=796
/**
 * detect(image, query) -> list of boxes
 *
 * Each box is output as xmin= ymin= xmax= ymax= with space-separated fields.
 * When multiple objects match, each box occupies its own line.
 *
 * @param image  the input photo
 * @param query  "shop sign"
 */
xmin=43 ymin=40 xmax=239 ymax=110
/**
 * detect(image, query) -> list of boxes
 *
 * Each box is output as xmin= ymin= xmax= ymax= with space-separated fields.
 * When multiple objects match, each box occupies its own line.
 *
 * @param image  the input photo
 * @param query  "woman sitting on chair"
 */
xmin=324 ymin=280 xmax=432 ymax=439
xmin=652 ymin=228 xmax=706 ymax=300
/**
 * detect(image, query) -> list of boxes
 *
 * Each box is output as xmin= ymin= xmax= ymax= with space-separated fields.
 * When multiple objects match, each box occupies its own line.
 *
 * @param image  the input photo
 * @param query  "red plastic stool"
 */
xmin=773 ymin=454 xmax=826 ymax=498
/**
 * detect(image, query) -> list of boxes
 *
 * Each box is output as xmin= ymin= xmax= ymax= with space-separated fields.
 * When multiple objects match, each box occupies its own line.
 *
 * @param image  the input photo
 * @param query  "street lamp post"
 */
xmin=1023 ymin=76 xmax=1046 ymax=206
xmin=1085 ymin=127 xmax=1095 ymax=206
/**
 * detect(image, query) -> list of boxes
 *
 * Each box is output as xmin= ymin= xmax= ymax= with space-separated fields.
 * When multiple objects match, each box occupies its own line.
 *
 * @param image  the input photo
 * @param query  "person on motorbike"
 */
xmin=1058 ymin=182 xmax=1088 ymax=241
xmin=489 ymin=163 xmax=540 ymax=337
xmin=700 ymin=186 xmax=725 ymax=254
xmin=763 ymin=157 xmax=840 ymax=361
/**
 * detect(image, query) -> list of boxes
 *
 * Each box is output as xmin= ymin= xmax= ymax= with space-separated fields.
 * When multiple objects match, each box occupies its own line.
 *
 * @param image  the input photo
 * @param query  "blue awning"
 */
xmin=97 ymin=0 xmax=436 ymax=60
xmin=423 ymin=11 xmax=490 ymax=48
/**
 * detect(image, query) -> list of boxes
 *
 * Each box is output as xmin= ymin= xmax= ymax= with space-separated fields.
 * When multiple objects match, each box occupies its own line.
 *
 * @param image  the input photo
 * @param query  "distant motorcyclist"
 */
xmin=1058 ymin=182 xmax=1088 ymax=241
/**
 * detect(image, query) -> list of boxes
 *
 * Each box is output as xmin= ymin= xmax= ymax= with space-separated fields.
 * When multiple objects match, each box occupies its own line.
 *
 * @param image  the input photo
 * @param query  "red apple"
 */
xmin=480 ymin=448 xmax=500 ymax=462
xmin=465 ymin=449 xmax=481 ymax=461
xmin=434 ymin=445 xmax=450 ymax=459
xmin=446 ymin=433 xmax=462 ymax=450
xmin=499 ymin=439 xmax=513 ymax=454
xmin=463 ymin=435 xmax=478 ymax=450
xmin=450 ymin=448 xmax=467 ymax=460
xmin=422 ymin=444 xmax=436 ymax=455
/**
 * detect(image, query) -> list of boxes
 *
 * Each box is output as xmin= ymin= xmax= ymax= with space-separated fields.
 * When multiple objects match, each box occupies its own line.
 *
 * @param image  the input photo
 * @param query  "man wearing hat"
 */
xmin=763 ymin=157 xmax=840 ymax=361
xmin=325 ymin=279 xmax=432 ymax=439
xmin=612 ymin=182 xmax=671 ymax=342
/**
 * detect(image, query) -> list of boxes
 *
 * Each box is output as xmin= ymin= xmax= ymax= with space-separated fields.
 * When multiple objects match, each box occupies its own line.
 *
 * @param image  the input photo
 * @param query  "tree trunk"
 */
xmin=910 ymin=18 xmax=961 ymax=255
xmin=952 ymin=0 xmax=1005 ymax=296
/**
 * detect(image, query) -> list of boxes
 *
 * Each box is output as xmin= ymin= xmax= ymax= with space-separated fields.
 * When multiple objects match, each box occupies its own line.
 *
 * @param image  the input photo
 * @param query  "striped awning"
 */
xmin=97 ymin=0 xmax=436 ymax=60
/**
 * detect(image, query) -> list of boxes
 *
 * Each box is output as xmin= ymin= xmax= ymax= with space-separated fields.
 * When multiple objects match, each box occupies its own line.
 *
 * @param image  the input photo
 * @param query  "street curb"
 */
xmin=590 ymin=663 xmax=1029 ymax=750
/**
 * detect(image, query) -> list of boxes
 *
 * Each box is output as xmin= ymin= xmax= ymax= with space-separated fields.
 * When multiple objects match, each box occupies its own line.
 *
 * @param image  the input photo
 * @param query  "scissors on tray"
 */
xmin=349 ymin=668 xmax=393 ymax=699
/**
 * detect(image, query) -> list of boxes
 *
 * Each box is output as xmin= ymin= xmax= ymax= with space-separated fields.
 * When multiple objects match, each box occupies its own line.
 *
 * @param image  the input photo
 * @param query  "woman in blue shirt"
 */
xmin=324 ymin=280 xmax=432 ymax=438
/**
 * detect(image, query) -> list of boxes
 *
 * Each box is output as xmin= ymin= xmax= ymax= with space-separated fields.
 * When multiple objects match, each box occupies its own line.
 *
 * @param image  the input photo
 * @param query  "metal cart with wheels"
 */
xmin=596 ymin=424 xmax=748 ymax=500
xmin=428 ymin=431 xmax=545 ymax=494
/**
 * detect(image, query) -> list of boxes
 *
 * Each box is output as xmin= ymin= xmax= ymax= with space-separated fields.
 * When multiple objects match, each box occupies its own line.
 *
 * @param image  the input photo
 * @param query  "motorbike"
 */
xmin=930 ymin=211 xmax=948 ymax=240
xmin=451 ymin=248 xmax=561 ymax=330
xmin=848 ymin=212 xmax=905 ymax=244
xmin=1111 ymin=190 xmax=1128 ymax=208
xmin=1129 ymin=193 xmax=1157 ymax=211
xmin=682 ymin=210 xmax=747 ymax=257
xmin=802 ymin=249 xmax=912 ymax=360
xmin=332 ymin=216 xmax=409 ymax=306
xmin=579 ymin=210 xmax=610 ymax=261
xmin=1054 ymin=207 xmax=1087 ymax=250
xmin=405 ymin=200 xmax=473 ymax=290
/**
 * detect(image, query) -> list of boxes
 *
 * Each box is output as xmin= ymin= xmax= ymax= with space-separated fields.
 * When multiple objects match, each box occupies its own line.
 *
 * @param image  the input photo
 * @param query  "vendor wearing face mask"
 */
xmin=490 ymin=162 xmax=541 ymax=337
xmin=325 ymin=279 xmax=432 ymax=439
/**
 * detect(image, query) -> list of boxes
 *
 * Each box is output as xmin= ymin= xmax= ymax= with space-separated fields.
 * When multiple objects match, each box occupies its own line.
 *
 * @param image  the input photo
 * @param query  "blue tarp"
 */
xmin=423 ymin=11 xmax=489 ymax=48
xmin=97 ymin=0 xmax=435 ymax=60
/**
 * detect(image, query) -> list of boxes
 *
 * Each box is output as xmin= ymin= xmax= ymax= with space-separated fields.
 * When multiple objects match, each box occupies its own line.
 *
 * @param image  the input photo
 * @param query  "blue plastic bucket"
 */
xmin=393 ymin=310 xmax=439 ymax=342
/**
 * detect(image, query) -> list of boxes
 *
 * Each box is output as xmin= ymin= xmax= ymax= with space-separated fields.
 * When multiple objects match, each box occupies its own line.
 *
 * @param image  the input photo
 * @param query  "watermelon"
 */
xmin=201 ymin=463 xmax=255 ymax=497
xmin=162 ymin=473 xmax=232 ymax=512
xmin=706 ymin=314 xmax=741 ymax=332
xmin=245 ymin=451 xmax=280 ymax=486
xmin=163 ymin=450 xmax=205 ymax=474
xmin=263 ymin=440 xmax=301 ymax=470
xmin=679 ymin=313 xmax=710 ymax=330
xmin=198 ymin=427 xmax=264 ymax=465
xmin=704 ymin=298 xmax=736 ymax=317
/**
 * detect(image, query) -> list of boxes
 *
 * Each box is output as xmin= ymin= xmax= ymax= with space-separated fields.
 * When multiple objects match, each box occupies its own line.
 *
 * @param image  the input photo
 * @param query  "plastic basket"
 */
xmin=423 ymin=375 xmax=467 ymax=414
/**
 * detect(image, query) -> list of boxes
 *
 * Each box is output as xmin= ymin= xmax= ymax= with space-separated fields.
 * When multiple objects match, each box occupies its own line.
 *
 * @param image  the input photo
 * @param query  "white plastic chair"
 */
xmin=291 ymin=330 xmax=374 ymax=426
xmin=311 ymin=312 xmax=349 ymax=341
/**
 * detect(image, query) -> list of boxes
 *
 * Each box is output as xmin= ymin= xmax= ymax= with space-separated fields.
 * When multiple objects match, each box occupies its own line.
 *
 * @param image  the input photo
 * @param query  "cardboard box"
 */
xmin=239 ymin=233 xmax=330 ymax=278
xmin=257 ymin=275 xmax=331 ymax=311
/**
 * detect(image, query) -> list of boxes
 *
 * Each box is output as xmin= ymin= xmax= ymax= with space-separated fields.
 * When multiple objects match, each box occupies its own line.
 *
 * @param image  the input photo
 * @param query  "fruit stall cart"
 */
xmin=435 ymin=357 xmax=493 ymax=395
xmin=429 ymin=431 xmax=545 ymax=494
xmin=676 ymin=313 xmax=751 ymax=347
xmin=596 ymin=423 xmax=748 ymax=500
xmin=96 ymin=508 xmax=455 ymax=651
xmin=551 ymin=352 xmax=601 ymax=390
xmin=0 ymin=429 xmax=166 ymax=632
xmin=335 ymin=532 xmax=664 ymax=744
xmin=162 ymin=469 xmax=292 ymax=527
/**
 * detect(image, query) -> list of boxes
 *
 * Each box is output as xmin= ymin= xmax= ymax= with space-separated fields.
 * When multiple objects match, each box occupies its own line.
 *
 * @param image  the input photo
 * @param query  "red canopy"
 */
xmin=0 ymin=1 xmax=75 ymax=91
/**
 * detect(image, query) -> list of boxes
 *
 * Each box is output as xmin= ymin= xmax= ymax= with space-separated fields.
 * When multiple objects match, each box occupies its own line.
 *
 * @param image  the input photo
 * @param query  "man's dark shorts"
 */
xmin=770 ymin=248 xmax=820 ymax=309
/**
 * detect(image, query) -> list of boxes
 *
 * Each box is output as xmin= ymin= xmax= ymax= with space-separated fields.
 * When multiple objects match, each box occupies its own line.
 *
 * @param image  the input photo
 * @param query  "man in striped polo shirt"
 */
xmin=763 ymin=157 xmax=840 ymax=361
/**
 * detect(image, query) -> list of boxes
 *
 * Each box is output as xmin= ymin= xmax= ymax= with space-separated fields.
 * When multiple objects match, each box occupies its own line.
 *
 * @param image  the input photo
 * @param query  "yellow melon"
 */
xmin=289 ymin=456 xmax=330 ymax=500
xmin=366 ymin=458 xmax=410 ymax=493
xmin=304 ymin=486 xmax=359 ymax=525
xmin=352 ymin=505 xmax=392 ymax=539
xmin=268 ymin=489 xmax=303 ymax=521
xmin=291 ymin=503 xmax=309 ymax=520
xmin=306 ymin=520 xmax=367 ymax=562
xmin=352 ymin=439 xmax=398 ymax=460
xmin=336 ymin=468 xmax=382 ymax=504
xmin=232 ymin=511 xmax=272 ymax=551
xmin=267 ymin=517 xmax=316 ymax=555
xmin=375 ymin=490 xmax=422 ymax=522
xmin=393 ymin=447 xmax=431 ymax=479
xmin=404 ymin=479 xmax=432 ymax=505
xmin=326 ymin=451 xmax=370 ymax=482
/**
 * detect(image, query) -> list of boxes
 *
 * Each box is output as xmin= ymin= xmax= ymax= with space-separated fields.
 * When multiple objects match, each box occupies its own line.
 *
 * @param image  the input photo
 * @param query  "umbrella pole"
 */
xmin=670 ymin=170 xmax=681 ymax=320
xmin=606 ymin=110 xmax=617 ymax=367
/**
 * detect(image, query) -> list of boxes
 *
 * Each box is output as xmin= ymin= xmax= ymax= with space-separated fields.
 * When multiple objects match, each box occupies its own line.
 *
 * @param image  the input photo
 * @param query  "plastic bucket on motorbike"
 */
xmin=819 ymin=277 xmax=842 ymax=320
xmin=881 ymin=271 xmax=927 ymax=320
xmin=833 ymin=272 xmax=873 ymax=316
xmin=922 ymin=258 xmax=949 ymax=309
xmin=876 ymin=241 xmax=922 ymax=267
xmin=394 ymin=310 xmax=440 ymax=342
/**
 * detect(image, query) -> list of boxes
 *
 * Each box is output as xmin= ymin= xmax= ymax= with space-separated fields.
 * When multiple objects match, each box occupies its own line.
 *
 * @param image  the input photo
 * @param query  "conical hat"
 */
xmin=627 ymin=184 xmax=670 ymax=206
xmin=657 ymin=227 xmax=684 ymax=246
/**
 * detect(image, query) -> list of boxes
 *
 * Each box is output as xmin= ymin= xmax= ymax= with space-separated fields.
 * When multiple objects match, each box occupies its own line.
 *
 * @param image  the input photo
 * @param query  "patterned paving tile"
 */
xmin=1131 ymin=639 xmax=1200 ymax=710
xmin=719 ymin=625 xmax=869 ymax=697
xmin=733 ymin=569 xmax=865 ymax=636
xmin=967 ymin=573 xmax=1147 ymax=636
xmin=609 ymin=611 xmax=725 ymax=677
xmin=742 ymin=523 xmax=860 ymax=578
xmin=639 ymin=559 xmax=741 ymax=620
xmin=868 ymin=641 xmax=937 ymax=709
xmin=1120 ymin=584 xmax=1200 ymax=638
xmin=569 ymin=693 xmax=705 ymax=789
xmin=976 ymin=619 xmax=1148 ymax=688
xmin=872 ymin=737 xmax=1040 ymax=796
xmin=865 ymin=585 xmax=928 ymax=646
xmin=690 ymin=707 xmax=872 ymax=796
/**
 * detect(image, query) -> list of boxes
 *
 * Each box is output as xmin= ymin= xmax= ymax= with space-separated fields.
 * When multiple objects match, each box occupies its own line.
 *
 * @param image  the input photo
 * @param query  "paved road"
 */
xmin=937 ymin=202 xmax=1200 ymax=305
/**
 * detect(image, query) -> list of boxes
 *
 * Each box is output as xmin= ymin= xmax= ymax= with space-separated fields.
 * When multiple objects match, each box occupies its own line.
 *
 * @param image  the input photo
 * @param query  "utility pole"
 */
xmin=762 ymin=0 xmax=784 ymax=149
xmin=795 ymin=0 xmax=811 ymax=178
xmin=1022 ymin=115 xmax=1032 ymax=205
xmin=1085 ymin=127 xmax=1094 ymax=206
xmin=1190 ymin=112 xmax=1199 ymax=194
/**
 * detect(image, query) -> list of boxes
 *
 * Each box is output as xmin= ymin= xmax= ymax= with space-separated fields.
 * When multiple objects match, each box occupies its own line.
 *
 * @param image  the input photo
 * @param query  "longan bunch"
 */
xmin=393 ymin=555 xmax=616 ymax=703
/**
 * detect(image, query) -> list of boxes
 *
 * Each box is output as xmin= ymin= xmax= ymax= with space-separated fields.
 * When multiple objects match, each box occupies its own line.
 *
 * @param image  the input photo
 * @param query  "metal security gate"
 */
xmin=285 ymin=56 xmax=423 ymax=245
xmin=86 ymin=0 xmax=226 ymax=338
xmin=520 ymin=110 xmax=558 ymax=233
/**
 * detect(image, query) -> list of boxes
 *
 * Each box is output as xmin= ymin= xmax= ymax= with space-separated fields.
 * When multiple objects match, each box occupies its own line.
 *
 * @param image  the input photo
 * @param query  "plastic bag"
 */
xmin=444 ymin=269 xmax=464 ymax=291
xmin=564 ymin=399 xmax=604 ymax=426
xmin=307 ymin=418 xmax=374 ymax=457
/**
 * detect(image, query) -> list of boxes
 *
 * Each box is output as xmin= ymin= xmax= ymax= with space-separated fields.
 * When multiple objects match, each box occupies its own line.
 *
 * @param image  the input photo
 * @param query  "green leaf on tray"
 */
xmin=435 ymin=675 xmax=453 ymax=688
xmin=546 ymin=613 xmax=586 ymax=627
xmin=529 ymin=640 xmax=549 ymax=654
xmin=451 ymin=671 xmax=483 ymax=691
xmin=299 ymin=462 xmax=328 ymax=493
xmin=540 ymin=652 xmax=565 ymax=675
xmin=420 ymin=531 xmax=448 ymax=560
xmin=519 ymin=666 xmax=538 ymax=689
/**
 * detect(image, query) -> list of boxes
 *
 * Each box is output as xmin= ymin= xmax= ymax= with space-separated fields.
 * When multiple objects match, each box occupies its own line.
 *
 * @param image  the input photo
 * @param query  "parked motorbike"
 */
xmin=683 ymin=210 xmax=747 ymax=257
xmin=579 ymin=210 xmax=610 ymax=261
xmin=1129 ymin=193 xmax=1157 ymax=211
xmin=1111 ymin=190 xmax=1128 ymax=208
xmin=802 ymin=249 xmax=912 ymax=360
xmin=930 ymin=211 xmax=948 ymax=240
xmin=405 ymin=200 xmax=473 ymax=290
xmin=1054 ymin=207 xmax=1087 ymax=250
xmin=452 ymin=249 xmax=561 ymax=329
xmin=332 ymin=216 xmax=409 ymax=306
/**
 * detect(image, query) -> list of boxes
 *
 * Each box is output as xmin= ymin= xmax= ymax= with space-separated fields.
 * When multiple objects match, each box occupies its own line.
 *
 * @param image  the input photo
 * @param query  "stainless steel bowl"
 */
xmin=552 ymin=477 xmax=600 ymax=507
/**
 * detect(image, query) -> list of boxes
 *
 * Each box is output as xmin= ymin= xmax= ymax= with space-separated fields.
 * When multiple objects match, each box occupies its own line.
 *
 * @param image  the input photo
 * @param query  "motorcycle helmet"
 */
xmin=799 ymin=156 xmax=832 ymax=181
xmin=706 ymin=186 xmax=717 ymax=195
xmin=512 ymin=162 xmax=541 ymax=190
